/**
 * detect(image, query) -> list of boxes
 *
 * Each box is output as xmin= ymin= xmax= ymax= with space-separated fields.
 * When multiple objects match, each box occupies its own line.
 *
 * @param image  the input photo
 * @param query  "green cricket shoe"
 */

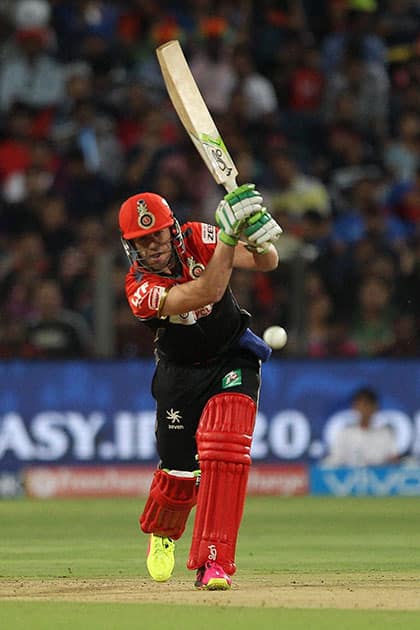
xmin=146 ymin=534 xmax=175 ymax=582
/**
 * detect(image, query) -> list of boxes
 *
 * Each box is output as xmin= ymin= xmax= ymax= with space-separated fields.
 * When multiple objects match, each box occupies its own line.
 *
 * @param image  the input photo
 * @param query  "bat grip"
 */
xmin=223 ymin=177 xmax=238 ymax=193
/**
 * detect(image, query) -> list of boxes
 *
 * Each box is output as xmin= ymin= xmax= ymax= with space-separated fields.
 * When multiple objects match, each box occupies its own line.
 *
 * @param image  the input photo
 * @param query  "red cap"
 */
xmin=119 ymin=193 xmax=174 ymax=240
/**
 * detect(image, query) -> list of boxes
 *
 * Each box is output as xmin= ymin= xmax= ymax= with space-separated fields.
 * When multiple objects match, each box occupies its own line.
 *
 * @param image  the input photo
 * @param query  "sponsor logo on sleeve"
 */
xmin=130 ymin=281 xmax=149 ymax=308
xmin=148 ymin=285 xmax=165 ymax=311
xmin=201 ymin=224 xmax=216 ymax=243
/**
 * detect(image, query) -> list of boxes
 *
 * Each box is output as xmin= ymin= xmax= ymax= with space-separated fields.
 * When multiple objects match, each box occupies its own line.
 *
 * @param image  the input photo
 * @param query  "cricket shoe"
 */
xmin=194 ymin=561 xmax=232 ymax=590
xmin=146 ymin=534 xmax=175 ymax=582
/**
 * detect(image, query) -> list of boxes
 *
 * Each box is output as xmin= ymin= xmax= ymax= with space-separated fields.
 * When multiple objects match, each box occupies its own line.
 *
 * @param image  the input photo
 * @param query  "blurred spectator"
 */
xmin=52 ymin=146 xmax=115 ymax=218
xmin=0 ymin=103 xmax=34 ymax=201
xmin=306 ymin=287 xmax=358 ymax=358
xmin=332 ymin=179 xmax=410 ymax=251
xmin=288 ymin=44 xmax=324 ymax=114
xmin=230 ymin=44 xmax=279 ymax=123
xmin=23 ymin=278 xmax=92 ymax=358
xmin=0 ymin=13 xmax=64 ymax=111
xmin=321 ymin=125 xmax=383 ymax=212
xmin=350 ymin=274 xmax=396 ymax=356
xmin=115 ymin=83 xmax=155 ymax=152
xmin=385 ymin=165 xmax=420 ymax=228
xmin=51 ymin=0 xmax=121 ymax=63
xmin=394 ymin=237 xmax=420 ymax=322
xmin=305 ymin=289 xmax=334 ymax=356
xmin=322 ymin=386 xmax=399 ymax=467
xmin=388 ymin=312 xmax=420 ymax=357
xmin=321 ymin=5 xmax=386 ymax=75
xmin=324 ymin=43 xmax=389 ymax=140
xmin=252 ymin=0 xmax=307 ymax=73
xmin=14 ymin=0 xmax=51 ymax=31
xmin=377 ymin=0 xmax=420 ymax=51
xmin=36 ymin=193 xmax=75 ymax=264
xmin=189 ymin=33 xmax=235 ymax=115
xmin=52 ymin=97 xmax=123 ymax=180
xmin=282 ymin=42 xmax=325 ymax=153
xmin=384 ymin=110 xmax=420 ymax=182
xmin=270 ymin=150 xmax=330 ymax=219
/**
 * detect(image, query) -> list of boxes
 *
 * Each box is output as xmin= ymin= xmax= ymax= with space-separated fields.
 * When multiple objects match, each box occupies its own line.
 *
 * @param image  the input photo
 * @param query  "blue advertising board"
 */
xmin=310 ymin=465 xmax=420 ymax=496
xmin=0 ymin=359 xmax=419 ymax=472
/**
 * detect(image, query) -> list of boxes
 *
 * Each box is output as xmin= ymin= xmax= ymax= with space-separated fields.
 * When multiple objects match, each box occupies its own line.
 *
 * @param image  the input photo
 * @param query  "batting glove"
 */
xmin=215 ymin=183 xmax=264 ymax=246
xmin=242 ymin=210 xmax=283 ymax=253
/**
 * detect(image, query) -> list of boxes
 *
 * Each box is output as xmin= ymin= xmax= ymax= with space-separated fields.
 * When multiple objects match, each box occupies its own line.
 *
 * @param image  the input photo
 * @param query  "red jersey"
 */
xmin=125 ymin=222 xmax=249 ymax=364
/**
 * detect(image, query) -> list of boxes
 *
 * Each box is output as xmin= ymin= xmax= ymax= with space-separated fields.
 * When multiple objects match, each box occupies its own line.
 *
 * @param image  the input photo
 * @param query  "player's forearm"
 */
xmin=252 ymin=244 xmax=279 ymax=271
xmin=160 ymin=240 xmax=235 ymax=315
xmin=233 ymin=241 xmax=279 ymax=271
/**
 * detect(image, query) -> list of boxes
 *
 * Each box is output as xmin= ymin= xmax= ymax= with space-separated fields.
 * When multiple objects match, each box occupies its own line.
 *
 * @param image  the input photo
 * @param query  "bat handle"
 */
xmin=223 ymin=176 xmax=238 ymax=194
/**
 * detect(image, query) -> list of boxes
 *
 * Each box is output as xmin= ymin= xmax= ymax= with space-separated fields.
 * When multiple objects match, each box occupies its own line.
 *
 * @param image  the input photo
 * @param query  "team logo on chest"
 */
xmin=137 ymin=199 xmax=155 ymax=229
xmin=187 ymin=256 xmax=205 ymax=279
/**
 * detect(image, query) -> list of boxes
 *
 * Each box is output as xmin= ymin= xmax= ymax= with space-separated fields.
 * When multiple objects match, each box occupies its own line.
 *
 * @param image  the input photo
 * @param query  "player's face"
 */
xmin=133 ymin=228 xmax=172 ymax=271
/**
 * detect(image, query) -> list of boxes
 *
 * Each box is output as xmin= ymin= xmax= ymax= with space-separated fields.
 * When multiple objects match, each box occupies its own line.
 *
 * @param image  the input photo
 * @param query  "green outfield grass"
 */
xmin=2 ymin=601 xmax=419 ymax=630
xmin=1 ymin=496 xmax=420 ymax=629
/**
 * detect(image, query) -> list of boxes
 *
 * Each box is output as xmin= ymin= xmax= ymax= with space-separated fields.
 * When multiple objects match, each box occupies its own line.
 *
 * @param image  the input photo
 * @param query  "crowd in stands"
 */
xmin=0 ymin=0 xmax=419 ymax=359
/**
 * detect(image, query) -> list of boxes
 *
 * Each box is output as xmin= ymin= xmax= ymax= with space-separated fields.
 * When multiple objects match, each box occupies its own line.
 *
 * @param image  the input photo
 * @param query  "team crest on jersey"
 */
xmin=187 ymin=256 xmax=205 ymax=279
xmin=202 ymin=223 xmax=216 ymax=243
xmin=137 ymin=199 xmax=155 ymax=229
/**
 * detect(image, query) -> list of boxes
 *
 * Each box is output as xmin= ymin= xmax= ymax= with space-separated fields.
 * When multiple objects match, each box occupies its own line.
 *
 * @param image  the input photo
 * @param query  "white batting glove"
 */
xmin=215 ymin=183 xmax=264 ymax=246
xmin=242 ymin=210 xmax=283 ymax=253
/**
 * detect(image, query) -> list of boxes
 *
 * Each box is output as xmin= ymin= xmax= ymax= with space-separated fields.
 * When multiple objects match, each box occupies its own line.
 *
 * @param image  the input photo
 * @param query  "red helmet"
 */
xmin=119 ymin=192 xmax=185 ymax=272
xmin=119 ymin=193 xmax=174 ymax=240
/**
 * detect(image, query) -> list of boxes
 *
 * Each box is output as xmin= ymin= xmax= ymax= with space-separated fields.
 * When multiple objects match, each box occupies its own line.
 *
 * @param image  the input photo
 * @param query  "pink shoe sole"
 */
xmin=194 ymin=561 xmax=232 ymax=590
xmin=196 ymin=577 xmax=231 ymax=591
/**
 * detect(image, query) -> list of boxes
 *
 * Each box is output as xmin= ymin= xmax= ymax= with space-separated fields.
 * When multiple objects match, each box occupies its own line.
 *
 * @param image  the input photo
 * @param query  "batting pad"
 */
xmin=187 ymin=393 xmax=256 ymax=575
xmin=140 ymin=469 xmax=198 ymax=540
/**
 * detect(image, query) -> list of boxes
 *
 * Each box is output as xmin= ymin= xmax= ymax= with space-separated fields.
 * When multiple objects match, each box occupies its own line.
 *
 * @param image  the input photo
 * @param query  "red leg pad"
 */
xmin=187 ymin=393 xmax=256 ymax=575
xmin=140 ymin=469 xmax=198 ymax=540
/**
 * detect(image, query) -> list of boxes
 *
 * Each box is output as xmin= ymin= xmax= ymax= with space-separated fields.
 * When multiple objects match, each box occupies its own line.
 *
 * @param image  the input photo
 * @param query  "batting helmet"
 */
xmin=119 ymin=192 xmax=185 ymax=272
xmin=119 ymin=193 xmax=175 ymax=240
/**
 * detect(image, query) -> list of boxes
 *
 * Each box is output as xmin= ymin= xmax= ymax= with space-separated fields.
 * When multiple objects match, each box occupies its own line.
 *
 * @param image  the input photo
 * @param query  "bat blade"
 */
xmin=156 ymin=40 xmax=238 ymax=192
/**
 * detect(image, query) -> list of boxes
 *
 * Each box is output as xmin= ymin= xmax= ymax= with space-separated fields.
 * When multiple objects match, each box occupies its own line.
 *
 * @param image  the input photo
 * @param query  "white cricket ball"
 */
xmin=263 ymin=326 xmax=288 ymax=349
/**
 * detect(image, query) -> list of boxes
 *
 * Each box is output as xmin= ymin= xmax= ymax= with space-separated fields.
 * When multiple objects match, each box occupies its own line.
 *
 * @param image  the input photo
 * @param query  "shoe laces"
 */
xmin=152 ymin=536 xmax=173 ymax=555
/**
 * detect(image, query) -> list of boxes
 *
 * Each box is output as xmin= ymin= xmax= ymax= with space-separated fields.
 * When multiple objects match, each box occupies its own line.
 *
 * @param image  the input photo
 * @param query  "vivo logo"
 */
xmin=319 ymin=468 xmax=420 ymax=496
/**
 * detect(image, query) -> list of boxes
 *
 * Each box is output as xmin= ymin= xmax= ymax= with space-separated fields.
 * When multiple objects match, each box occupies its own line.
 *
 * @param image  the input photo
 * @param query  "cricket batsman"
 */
xmin=119 ymin=184 xmax=281 ymax=589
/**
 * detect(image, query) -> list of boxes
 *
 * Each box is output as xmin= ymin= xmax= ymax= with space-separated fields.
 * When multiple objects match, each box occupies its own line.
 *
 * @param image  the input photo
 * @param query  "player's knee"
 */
xmin=197 ymin=393 xmax=256 ymax=464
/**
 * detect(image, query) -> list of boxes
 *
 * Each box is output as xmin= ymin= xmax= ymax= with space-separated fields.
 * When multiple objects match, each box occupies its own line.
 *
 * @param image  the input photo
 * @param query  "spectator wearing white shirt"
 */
xmin=190 ymin=35 xmax=236 ymax=116
xmin=323 ymin=387 xmax=399 ymax=467
xmin=0 ymin=26 xmax=64 ymax=112
xmin=230 ymin=45 xmax=279 ymax=122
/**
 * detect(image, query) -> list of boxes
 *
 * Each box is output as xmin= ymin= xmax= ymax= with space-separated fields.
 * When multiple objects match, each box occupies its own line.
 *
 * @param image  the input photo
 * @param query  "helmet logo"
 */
xmin=137 ymin=199 xmax=155 ymax=229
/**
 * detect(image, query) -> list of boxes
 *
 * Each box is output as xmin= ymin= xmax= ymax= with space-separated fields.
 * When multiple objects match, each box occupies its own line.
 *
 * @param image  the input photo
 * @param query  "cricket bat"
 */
xmin=156 ymin=40 xmax=238 ymax=193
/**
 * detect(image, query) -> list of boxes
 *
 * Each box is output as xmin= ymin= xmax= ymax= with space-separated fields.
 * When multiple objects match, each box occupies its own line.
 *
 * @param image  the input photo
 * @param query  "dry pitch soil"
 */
xmin=1 ymin=574 xmax=420 ymax=609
